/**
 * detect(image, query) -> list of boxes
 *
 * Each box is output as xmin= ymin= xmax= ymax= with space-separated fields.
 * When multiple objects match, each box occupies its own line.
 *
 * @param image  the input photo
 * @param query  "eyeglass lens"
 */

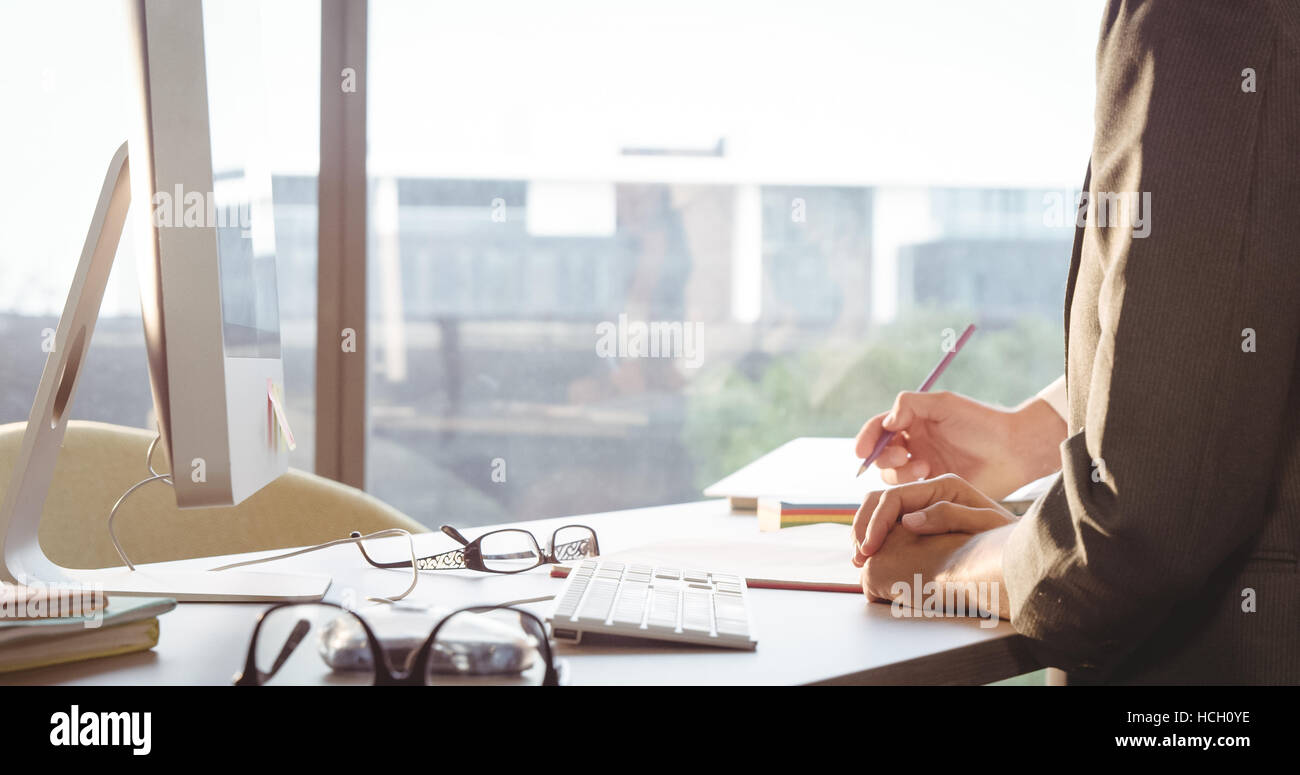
xmin=249 ymin=604 xmax=550 ymax=686
xmin=426 ymin=608 xmax=549 ymax=686
xmin=478 ymin=529 xmax=544 ymax=572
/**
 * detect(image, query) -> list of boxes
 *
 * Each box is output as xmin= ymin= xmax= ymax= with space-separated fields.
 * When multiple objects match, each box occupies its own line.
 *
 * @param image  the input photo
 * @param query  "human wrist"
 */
xmin=938 ymin=526 xmax=1013 ymax=620
xmin=1008 ymin=398 xmax=1067 ymax=482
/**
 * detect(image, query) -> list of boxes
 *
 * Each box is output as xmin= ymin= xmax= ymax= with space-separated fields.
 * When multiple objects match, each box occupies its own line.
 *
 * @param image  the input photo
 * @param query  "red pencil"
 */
xmin=856 ymin=323 xmax=976 ymax=477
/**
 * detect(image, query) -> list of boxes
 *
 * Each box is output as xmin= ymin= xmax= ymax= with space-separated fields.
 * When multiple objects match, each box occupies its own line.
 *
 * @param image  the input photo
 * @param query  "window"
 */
xmin=0 ymin=0 xmax=320 ymax=471
xmin=365 ymin=0 xmax=1104 ymax=527
xmin=0 ymin=1 xmax=148 ymax=429
xmin=1 ymin=1 xmax=1103 ymax=527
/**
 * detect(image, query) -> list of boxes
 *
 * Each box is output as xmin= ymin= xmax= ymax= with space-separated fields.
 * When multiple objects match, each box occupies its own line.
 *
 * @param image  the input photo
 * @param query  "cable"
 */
xmin=107 ymin=432 xmax=174 ymax=570
xmin=210 ymin=528 xmax=420 ymax=604
xmin=106 ymin=432 xmax=421 ymax=603
xmin=145 ymin=432 xmax=171 ymax=480
xmin=490 ymin=595 xmax=556 ymax=607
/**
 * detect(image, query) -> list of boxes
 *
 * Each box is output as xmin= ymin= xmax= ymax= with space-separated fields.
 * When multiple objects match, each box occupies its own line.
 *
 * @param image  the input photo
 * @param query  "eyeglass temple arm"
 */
xmin=260 ymin=619 xmax=311 ymax=683
xmin=414 ymin=548 xmax=470 ymax=571
xmin=549 ymin=537 xmax=597 ymax=561
xmin=441 ymin=525 xmax=471 ymax=545
xmin=351 ymin=532 xmax=412 ymax=569
xmin=350 ymin=533 xmax=466 ymax=571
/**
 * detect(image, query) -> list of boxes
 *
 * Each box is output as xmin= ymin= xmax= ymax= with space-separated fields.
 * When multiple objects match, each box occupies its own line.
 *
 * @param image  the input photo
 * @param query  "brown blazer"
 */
xmin=1003 ymin=0 xmax=1300 ymax=684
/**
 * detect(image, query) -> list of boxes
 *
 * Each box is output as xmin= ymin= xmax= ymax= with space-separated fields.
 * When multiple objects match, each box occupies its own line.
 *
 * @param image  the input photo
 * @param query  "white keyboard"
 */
xmin=547 ymin=559 xmax=757 ymax=650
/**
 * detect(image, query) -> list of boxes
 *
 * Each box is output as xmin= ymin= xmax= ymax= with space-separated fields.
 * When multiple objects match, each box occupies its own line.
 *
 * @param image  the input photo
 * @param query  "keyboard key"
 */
xmin=645 ymin=588 xmax=681 ymax=631
xmin=612 ymin=584 xmax=649 ymax=626
xmin=554 ymin=574 xmax=591 ymax=619
xmin=681 ymin=590 xmax=713 ymax=634
xmin=554 ymin=590 xmax=585 ymax=620
xmin=577 ymin=579 xmax=619 ymax=624
xmin=716 ymin=619 xmax=750 ymax=638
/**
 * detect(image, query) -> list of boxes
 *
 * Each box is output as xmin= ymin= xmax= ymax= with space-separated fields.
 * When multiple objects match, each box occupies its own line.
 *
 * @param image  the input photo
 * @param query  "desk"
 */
xmin=3 ymin=500 xmax=1041 ymax=686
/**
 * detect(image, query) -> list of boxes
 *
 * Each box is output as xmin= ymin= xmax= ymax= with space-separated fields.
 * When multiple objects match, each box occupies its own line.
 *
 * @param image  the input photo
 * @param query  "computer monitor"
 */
xmin=0 ymin=0 xmax=329 ymax=601
xmin=135 ymin=0 xmax=290 ymax=509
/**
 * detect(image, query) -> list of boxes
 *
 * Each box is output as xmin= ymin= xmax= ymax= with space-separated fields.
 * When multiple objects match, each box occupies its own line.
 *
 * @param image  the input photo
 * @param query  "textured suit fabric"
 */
xmin=1003 ymin=0 xmax=1299 ymax=684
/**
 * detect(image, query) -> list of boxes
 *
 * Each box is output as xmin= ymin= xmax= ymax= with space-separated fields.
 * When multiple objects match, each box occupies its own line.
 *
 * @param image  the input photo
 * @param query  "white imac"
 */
xmin=0 ymin=0 xmax=331 ymax=601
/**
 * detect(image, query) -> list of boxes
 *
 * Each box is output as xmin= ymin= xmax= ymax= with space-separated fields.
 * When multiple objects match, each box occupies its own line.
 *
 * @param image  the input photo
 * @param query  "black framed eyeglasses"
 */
xmin=234 ymin=602 xmax=560 ymax=686
xmin=353 ymin=524 xmax=599 ymax=574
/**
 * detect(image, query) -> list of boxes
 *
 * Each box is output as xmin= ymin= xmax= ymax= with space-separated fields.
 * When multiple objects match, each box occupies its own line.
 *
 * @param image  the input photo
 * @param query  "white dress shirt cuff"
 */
xmin=1035 ymin=375 xmax=1067 ymax=419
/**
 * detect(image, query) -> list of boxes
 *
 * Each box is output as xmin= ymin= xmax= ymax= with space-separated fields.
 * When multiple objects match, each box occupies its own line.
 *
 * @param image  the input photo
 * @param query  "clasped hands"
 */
xmin=851 ymin=472 xmax=1012 ymax=614
xmin=850 ymin=389 xmax=1066 ymax=618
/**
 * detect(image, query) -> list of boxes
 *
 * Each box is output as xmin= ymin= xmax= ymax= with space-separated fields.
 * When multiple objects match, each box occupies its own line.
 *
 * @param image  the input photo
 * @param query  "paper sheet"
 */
xmin=556 ymin=523 xmax=862 ymax=593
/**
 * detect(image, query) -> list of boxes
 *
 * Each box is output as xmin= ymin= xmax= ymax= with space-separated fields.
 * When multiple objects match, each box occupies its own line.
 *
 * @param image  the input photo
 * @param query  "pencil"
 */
xmin=856 ymin=323 xmax=976 ymax=477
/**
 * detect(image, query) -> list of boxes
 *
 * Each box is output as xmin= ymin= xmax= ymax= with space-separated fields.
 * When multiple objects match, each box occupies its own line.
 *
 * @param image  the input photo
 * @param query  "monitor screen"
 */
xmin=203 ymin=0 xmax=281 ymax=360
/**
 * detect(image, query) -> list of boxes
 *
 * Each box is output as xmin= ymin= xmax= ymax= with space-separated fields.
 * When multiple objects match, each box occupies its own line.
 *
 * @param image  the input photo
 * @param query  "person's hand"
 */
xmin=851 ymin=473 xmax=1013 ymax=566
xmin=857 ymin=528 xmax=971 ymax=603
xmin=854 ymin=390 xmax=1065 ymax=500
xmin=851 ymin=474 xmax=1015 ymax=619
xmin=857 ymin=519 xmax=1013 ymax=620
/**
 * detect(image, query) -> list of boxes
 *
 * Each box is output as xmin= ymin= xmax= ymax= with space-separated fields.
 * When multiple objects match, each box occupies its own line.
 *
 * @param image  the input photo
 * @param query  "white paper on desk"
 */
xmin=703 ymin=437 xmax=887 ymax=506
xmin=559 ymin=523 xmax=862 ymax=593
xmin=1001 ymin=472 xmax=1058 ymax=515
xmin=705 ymin=436 xmax=1044 ymax=514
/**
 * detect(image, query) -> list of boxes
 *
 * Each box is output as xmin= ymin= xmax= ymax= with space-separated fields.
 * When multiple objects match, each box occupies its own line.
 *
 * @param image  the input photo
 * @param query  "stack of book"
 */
xmin=0 ymin=584 xmax=175 ymax=674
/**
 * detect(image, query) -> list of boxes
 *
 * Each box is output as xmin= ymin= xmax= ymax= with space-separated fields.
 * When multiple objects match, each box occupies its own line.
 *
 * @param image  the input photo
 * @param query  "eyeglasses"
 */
xmin=233 ymin=601 xmax=560 ymax=686
xmin=353 ymin=524 xmax=599 ymax=574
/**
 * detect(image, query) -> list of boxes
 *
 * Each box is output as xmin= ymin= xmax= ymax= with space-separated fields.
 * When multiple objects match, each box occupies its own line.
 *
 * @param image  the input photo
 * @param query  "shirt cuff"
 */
xmin=1035 ymin=375 xmax=1067 ymax=420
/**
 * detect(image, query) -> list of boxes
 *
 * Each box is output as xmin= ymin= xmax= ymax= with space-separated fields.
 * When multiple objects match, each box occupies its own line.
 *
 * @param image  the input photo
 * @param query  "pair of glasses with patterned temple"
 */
xmin=234 ymin=601 xmax=561 ymax=686
xmin=352 ymin=524 xmax=599 ymax=574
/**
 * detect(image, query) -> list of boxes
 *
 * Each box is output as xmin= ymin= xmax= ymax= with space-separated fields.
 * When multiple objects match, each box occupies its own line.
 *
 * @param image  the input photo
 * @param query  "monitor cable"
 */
xmin=106 ymin=433 xmax=173 ymax=571
xmin=105 ymin=432 xmax=419 ymax=603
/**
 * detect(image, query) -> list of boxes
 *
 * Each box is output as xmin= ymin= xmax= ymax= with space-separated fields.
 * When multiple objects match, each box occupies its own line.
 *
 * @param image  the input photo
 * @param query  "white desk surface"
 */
xmin=3 ymin=500 xmax=1040 ymax=686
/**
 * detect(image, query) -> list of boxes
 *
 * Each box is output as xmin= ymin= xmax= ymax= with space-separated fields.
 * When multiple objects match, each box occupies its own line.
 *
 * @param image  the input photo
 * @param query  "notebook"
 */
xmin=0 ymin=595 xmax=175 ymax=673
xmin=0 ymin=619 xmax=161 ymax=673
xmin=552 ymin=522 xmax=861 ymax=593
xmin=757 ymin=498 xmax=857 ymax=532
xmin=0 ymin=584 xmax=106 ymax=621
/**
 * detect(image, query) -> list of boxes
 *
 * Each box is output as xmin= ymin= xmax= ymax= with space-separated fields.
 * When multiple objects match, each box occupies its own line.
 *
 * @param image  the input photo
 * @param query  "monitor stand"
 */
xmin=68 ymin=567 xmax=331 ymax=604
xmin=0 ymin=143 xmax=330 ymax=603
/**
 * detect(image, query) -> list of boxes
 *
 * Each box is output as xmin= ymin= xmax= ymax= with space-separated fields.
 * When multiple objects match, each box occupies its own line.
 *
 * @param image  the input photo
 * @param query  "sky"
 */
xmin=0 ymin=0 xmax=1104 ymax=317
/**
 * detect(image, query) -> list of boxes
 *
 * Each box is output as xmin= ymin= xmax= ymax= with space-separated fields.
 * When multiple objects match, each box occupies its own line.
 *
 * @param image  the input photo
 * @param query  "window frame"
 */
xmin=315 ymin=0 xmax=368 ymax=487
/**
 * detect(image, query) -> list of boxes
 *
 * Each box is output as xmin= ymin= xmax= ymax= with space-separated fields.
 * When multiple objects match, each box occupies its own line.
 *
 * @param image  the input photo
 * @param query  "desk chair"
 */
xmin=0 ymin=420 xmax=428 ymax=569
